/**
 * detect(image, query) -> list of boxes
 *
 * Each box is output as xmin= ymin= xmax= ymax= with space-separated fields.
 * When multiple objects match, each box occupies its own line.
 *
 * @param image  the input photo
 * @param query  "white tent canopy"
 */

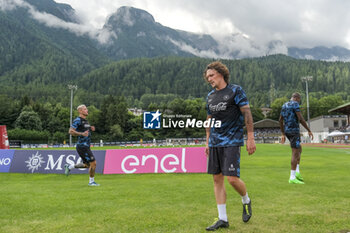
xmin=327 ymin=130 xmax=345 ymax=137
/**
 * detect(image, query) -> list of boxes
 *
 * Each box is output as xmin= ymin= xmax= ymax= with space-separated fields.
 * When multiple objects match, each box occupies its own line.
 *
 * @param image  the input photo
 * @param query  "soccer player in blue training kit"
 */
xmin=65 ymin=104 xmax=100 ymax=186
xmin=279 ymin=93 xmax=313 ymax=184
xmin=204 ymin=61 xmax=256 ymax=231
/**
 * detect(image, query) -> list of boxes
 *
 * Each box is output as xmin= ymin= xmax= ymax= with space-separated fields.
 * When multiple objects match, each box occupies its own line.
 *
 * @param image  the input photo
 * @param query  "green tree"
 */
xmin=250 ymin=106 xmax=265 ymax=122
xmin=0 ymin=95 xmax=20 ymax=128
xmin=15 ymin=109 xmax=43 ymax=131
xmin=319 ymin=95 xmax=344 ymax=115
xmin=300 ymin=97 xmax=320 ymax=119
xmin=8 ymin=128 xmax=50 ymax=143
xmin=33 ymin=102 xmax=54 ymax=130
xmin=52 ymin=131 xmax=66 ymax=144
xmin=86 ymin=105 xmax=100 ymax=126
xmin=55 ymin=106 xmax=70 ymax=132
xmin=110 ymin=124 xmax=124 ymax=140
xmin=96 ymin=95 xmax=130 ymax=138
xmin=267 ymin=97 xmax=289 ymax=120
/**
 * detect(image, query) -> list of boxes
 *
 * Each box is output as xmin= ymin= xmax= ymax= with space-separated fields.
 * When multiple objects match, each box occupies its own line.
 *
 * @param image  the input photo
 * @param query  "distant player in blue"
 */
xmin=204 ymin=61 xmax=256 ymax=231
xmin=279 ymin=93 xmax=313 ymax=184
xmin=65 ymin=104 xmax=100 ymax=186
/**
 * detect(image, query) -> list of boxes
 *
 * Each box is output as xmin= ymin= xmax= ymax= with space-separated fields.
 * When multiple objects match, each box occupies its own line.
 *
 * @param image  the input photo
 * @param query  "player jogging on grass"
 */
xmin=65 ymin=104 xmax=100 ymax=186
xmin=204 ymin=61 xmax=256 ymax=231
xmin=279 ymin=93 xmax=313 ymax=184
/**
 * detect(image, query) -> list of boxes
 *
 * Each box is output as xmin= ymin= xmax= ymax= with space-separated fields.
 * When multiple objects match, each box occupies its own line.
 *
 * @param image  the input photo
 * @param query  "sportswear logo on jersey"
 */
xmin=143 ymin=110 xmax=162 ymax=129
xmin=209 ymin=102 xmax=227 ymax=112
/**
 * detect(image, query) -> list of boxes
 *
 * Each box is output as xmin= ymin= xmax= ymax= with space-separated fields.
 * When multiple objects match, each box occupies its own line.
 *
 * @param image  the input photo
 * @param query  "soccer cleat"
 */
xmin=242 ymin=201 xmax=252 ymax=223
xmin=88 ymin=182 xmax=100 ymax=186
xmin=64 ymin=164 xmax=70 ymax=176
xmin=289 ymin=178 xmax=304 ymax=184
xmin=206 ymin=218 xmax=229 ymax=231
xmin=295 ymin=172 xmax=304 ymax=181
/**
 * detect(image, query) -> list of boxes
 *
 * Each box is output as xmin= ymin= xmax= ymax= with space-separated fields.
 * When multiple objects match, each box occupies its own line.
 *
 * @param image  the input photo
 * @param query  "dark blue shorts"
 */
xmin=76 ymin=146 xmax=95 ymax=165
xmin=285 ymin=133 xmax=301 ymax=149
xmin=207 ymin=146 xmax=241 ymax=177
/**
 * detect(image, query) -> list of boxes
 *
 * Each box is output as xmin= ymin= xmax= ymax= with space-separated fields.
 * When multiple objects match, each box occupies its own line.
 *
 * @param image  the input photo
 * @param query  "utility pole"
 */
xmin=68 ymin=85 xmax=78 ymax=147
xmin=301 ymin=76 xmax=313 ymax=128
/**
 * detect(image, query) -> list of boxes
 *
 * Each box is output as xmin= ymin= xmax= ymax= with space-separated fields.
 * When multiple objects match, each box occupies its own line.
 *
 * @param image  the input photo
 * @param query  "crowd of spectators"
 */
xmin=254 ymin=127 xmax=280 ymax=138
xmin=338 ymin=125 xmax=350 ymax=132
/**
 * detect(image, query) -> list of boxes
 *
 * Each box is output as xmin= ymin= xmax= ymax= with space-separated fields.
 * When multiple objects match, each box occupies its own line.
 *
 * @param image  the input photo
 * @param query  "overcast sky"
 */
xmin=53 ymin=0 xmax=350 ymax=49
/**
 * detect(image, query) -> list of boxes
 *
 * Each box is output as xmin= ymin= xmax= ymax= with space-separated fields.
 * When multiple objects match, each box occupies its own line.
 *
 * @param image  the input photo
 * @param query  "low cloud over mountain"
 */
xmin=2 ymin=0 xmax=350 ymax=61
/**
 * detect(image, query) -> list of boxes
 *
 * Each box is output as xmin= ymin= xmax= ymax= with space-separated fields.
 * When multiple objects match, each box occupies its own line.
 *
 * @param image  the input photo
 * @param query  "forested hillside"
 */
xmin=2 ymin=54 xmax=349 ymax=143
xmin=77 ymin=55 xmax=350 ymax=108
xmin=2 ymin=54 xmax=350 ymax=107
xmin=2 ymin=1 xmax=350 ymax=108
xmin=0 ymin=4 xmax=109 ymax=103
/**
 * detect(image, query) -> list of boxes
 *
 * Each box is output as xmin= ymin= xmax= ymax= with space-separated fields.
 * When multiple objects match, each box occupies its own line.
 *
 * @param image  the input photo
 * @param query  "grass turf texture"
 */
xmin=1 ymin=144 xmax=349 ymax=233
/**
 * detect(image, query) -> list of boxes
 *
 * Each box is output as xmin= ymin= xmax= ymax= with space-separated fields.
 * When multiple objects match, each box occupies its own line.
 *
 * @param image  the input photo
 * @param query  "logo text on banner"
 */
xmin=10 ymin=150 xmax=106 ymax=174
xmin=0 ymin=149 xmax=15 ymax=173
xmin=104 ymin=147 xmax=207 ymax=174
xmin=143 ymin=110 xmax=221 ymax=129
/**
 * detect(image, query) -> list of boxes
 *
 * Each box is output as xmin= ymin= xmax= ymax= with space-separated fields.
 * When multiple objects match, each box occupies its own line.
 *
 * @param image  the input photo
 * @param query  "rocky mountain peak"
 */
xmin=105 ymin=6 xmax=156 ymax=29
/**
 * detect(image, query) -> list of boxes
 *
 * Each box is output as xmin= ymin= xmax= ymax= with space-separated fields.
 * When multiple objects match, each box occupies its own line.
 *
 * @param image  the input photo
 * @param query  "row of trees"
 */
xmin=2 ymin=55 xmax=350 ymax=110
xmin=267 ymin=94 xmax=345 ymax=120
xmin=1 ymin=91 xmax=345 ymax=144
xmin=0 ymin=93 xmax=265 ymax=144
xmin=77 ymin=56 xmax=350 ymax=108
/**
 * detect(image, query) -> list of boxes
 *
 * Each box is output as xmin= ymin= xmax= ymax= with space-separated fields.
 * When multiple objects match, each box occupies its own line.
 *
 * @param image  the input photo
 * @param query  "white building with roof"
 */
xmin=300 ymin=115 xmax=348 ymax=143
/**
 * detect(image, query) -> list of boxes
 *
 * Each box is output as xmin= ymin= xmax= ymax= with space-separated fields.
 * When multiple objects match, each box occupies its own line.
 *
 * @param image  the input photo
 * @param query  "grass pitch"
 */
xmin=1 ymin=144 xmax=349 ymax=233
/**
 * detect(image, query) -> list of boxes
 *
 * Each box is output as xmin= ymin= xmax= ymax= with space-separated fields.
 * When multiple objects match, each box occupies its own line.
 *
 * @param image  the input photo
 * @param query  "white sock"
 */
xmin=89 ymin=177 xmax=94 ymax=183
xmin=217 ymin=204 xmax=228 ymax=222
xmin=241 ymin=192 xmax=250 ymax=204
xmin=296 ymin=164 xmax=300 ymax=173
xmin=290 ymin=170 xmax=296 ymax=180
xmin=68 ymin=164 xmax=75 ymax=170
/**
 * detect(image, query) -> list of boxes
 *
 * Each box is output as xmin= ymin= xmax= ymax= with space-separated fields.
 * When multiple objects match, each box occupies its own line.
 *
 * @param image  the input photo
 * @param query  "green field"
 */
xmin=1 ymin=144 xmax=349 ymax=233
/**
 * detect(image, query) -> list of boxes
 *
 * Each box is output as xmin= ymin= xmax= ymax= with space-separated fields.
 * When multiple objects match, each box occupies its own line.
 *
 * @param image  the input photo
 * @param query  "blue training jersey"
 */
xmin=280 ymin=100 xmax=300 ymax=134
xmin=206 ymin=84 xmax=249 ymax=147
xmin=71 ymin=117 xmax=92 ymax=147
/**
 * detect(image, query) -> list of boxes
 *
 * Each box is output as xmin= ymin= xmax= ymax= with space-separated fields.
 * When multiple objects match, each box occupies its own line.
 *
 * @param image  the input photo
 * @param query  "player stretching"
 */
xmin=65 ymin=104 xmax=100 ymax=186
xmin=204 ymin=61 xmax=256 ymax=231
xmin=279 ymin=93 xmax=313 ymax=184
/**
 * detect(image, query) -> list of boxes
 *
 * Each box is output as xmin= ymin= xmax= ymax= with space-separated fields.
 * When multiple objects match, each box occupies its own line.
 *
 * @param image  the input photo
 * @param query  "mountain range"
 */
xmin=2 ymin=0 xmax=350 ymax=63
xmin=1 ymin=0 xmax=350 ymax=108
xmin=92 ymin=6 xmax=350 ymax=61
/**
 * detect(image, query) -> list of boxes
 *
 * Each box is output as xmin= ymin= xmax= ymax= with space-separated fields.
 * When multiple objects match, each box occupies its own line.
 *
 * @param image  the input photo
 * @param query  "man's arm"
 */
xmin=240 ymin=105 xmax=256 ymax=155
xmin=68 ymin=127 xmax=88 ymax=137
xmin=296 ymin=112 xmax=314 ymax=140
xmin=205 ymin=115 xmax=212 ymax=157
xmin=279 ymin=115 xmax=286 ymax=144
